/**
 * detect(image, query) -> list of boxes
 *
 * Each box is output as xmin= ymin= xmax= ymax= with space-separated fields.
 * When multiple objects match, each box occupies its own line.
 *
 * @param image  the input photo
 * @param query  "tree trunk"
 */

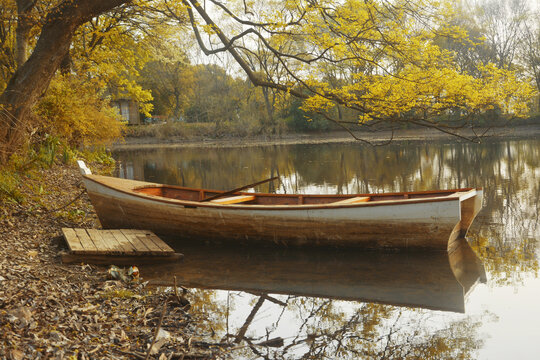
xmin=15 ymin=0 xmax=35 ymax=68
xmin=59 ymin=51 xmax=72 ymax=75
xmin=0 ymin=0 xmax=128 ymax=165
xmin=262 ymin=86 xmax=275 ymax=134
xmin=173 ymin=90 xmax=182 ymax=121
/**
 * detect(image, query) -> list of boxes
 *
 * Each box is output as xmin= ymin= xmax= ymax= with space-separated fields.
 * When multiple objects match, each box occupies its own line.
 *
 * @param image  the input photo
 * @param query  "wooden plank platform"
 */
xmin=61 ymin=228 xmax=183 ymax=264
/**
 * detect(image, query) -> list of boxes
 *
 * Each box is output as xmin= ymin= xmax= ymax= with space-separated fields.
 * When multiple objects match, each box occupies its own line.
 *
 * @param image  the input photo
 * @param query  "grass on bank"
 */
xmin=124 ymin=119 xmax=283 ymax=139
xmin=1 ymin=74 xmax=124 ymax=206
xmin=124 ymin=110 xmax=540 ymax=141
xmin=0 ymin=141 xmax=114 ymax=207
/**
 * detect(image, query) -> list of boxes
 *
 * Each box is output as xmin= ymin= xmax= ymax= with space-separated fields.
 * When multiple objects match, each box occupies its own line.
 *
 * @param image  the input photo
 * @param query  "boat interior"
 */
xmin=133 ymin=185 xmax=474 ymax=206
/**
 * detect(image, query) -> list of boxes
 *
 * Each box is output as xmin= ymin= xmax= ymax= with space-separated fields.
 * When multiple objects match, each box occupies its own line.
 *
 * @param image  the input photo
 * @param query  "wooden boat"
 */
xmin=144 ymin=237 xmax=486 ymax=313
xmin=77 ymin=161 xmax=483 ymax=250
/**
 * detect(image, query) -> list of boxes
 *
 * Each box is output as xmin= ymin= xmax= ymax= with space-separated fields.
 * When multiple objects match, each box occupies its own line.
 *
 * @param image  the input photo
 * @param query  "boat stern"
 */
xmin=459 ymin=188 xmax=483 ymax=237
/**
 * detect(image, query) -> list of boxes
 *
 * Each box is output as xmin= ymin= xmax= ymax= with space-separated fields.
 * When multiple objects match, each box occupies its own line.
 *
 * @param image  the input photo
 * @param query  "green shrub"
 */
xmin=0 ymin=169 xmax=23 ymax=204
xmin=286 ymin=98 xmax=331 ymax=131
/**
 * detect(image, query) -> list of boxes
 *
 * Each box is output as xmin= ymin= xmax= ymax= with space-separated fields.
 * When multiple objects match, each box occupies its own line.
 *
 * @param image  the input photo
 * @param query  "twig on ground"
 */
xmin=45 ymin=189 xmax=86 ymax=213
xmin=173 ymin=275 xmax=182 ymax=304
xmin=145 ymin=299 xmax=168 ymax=360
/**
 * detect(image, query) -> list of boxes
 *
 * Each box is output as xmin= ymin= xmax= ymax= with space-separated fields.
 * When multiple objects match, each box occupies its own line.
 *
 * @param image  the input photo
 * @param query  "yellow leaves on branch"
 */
xmin=293 ymin=0 xmax=535 ymax=122
xmin=71 ymin=18 xmax=154 ymax=116
xmin=302 ymin=63 xmax=534 ymax=122
xmin=473 ymin=64 xmax=535 ymax=116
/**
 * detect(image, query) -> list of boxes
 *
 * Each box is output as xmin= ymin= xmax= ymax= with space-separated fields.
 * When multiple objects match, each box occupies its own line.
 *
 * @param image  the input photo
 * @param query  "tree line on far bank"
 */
xmin=135 ymin=0 xmax=540 ymax=138
xmin=135 ymin=62 xmax=337 ymax=138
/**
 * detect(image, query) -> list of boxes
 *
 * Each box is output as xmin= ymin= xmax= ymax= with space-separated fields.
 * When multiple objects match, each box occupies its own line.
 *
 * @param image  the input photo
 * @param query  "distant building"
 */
xmin=111 ymin=98 xmax=141 ymax=125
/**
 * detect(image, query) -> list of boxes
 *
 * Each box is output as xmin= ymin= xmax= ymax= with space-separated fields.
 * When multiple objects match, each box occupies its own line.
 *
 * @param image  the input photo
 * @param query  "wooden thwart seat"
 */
xmin=332 ymin=196 xmax=370 ymax=205
xmin=449 ymin=190 xmax=476 ymax=200
xmin=210 ymin=195 xmax=255 ymax=205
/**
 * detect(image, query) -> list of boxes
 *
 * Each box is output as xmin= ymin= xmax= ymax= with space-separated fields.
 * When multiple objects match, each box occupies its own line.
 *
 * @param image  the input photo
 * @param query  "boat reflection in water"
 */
xmin=143 ymin=237 xmax=486 ymax=313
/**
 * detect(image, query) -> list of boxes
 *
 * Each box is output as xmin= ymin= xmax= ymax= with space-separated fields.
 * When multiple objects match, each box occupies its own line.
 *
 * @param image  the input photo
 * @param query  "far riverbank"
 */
xmin=114 ymin=124 xmax=540 ymax=151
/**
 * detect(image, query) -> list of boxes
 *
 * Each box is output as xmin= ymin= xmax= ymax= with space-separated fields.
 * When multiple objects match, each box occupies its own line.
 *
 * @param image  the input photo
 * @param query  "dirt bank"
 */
xmin=0 ymin=164 xmax=226 ymax=359
xmin=114 ymin=124 xmax=540 ymax=151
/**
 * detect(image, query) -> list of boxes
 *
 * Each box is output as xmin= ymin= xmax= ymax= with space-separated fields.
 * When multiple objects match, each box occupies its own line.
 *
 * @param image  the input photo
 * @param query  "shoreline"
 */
xmin=113 ymin=124 xmax=540 ymax=151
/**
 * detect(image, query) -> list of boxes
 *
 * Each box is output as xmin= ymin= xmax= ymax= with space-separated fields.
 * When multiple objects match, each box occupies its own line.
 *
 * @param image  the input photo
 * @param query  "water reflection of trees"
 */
xmin=114 ymin=138 xmax=540 ymax=283
xmin=186 ymin=292 xmax=484 ymax=359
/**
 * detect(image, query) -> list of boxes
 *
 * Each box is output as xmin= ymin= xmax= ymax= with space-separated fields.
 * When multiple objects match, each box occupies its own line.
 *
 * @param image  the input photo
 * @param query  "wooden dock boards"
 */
xmin=61 ymin=228 xmax=183 ymax=264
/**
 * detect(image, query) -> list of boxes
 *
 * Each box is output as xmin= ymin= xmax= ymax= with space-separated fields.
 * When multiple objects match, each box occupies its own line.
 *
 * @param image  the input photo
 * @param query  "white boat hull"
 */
xmin=81 ymin=173 xmax=483 ymax=250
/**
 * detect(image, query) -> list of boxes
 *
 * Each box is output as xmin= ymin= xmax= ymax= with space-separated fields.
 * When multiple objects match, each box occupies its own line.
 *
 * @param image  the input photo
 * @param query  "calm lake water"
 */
xmin=113 ymin=137 xmax=539 ymax=359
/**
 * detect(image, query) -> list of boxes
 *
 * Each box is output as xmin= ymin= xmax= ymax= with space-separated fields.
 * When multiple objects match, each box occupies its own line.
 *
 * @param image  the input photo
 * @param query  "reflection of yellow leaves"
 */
xmin=267 ymin=297 xmax=483 ymax=358
xmin=469 ymin=233 xmax=539 ymax=286
xmin=186 ymin=289 xmax=228 ymax=335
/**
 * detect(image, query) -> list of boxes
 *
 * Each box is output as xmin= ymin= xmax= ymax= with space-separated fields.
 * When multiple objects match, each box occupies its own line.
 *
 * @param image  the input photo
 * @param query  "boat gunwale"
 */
xmin=84 ymin=174 xmax=482 ymax=211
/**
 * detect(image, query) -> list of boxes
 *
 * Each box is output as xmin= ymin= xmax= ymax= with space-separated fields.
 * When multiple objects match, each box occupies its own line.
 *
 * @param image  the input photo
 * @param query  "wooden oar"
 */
xmin=200 ymin=176 xmax=280 ymax=202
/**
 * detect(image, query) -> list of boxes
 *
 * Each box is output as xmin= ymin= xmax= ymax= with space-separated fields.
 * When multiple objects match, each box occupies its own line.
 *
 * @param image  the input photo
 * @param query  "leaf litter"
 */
xmin=0 ymin=164 xmax=229 ymax=359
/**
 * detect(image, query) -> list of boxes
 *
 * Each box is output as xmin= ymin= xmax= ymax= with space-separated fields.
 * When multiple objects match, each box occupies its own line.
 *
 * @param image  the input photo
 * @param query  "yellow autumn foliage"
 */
xmin=215 ymin=0 xmax=536 ymax=123
xmin=36 ymin=75 xmax=125 ymax=147
xmin=298 ymin=0 xmax=534 ymax=121
xmin=0 ymin=0 xmax=16 ymax=91
xmin=0 ymin=0 xmax=536 ymax=160
xmin=69 ymin=12 xmax=155 ymax=116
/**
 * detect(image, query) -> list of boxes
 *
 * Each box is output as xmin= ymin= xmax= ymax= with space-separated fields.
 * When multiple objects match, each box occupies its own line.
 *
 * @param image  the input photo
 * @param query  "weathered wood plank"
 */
xmin=121 ymin=229 xmax=153 ymax=253
xmin=110 ymin=230 xmax=137 ymax=254
xmin=74 ymin=228 xmax=98 ymax=254
xmin=139 ymin=232 xmax=174 ymax=253
xmin=87 ymin=228 xmax=115 ymax=254
xmin=133 ymin=231 xmax=164 ymax=253
xmin=100 ymin=230 xmax=126 ymax=254
xmin=62 ymin=228 xmax=84 ymax=253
